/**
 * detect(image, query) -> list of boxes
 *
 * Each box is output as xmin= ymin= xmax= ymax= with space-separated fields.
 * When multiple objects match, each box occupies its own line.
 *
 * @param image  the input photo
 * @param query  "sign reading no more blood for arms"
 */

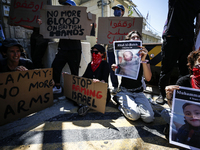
xmin=8 ymin=0 xmax=46 ymax=27
xmin=40 ymin=5 xmax=96 ymax=40
xmin=97 ymin=17 xmax=143 ymax=44
xmin=0 ymin=68 xmax=54 ymax=126
xmin=63 ymin=74 xmax=108 ymax=114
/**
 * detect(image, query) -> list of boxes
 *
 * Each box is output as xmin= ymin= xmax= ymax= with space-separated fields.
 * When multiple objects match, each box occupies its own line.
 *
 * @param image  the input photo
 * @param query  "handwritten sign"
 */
xmin=40 ymin=5 xmax=96 ymax=40
xmin=97 ymin=17 xmax=143 ymax=44
xmin=8 ymin=0 xmax=46 ymax=27
xmin=0 ymin=69 xmax=53 ymax=126
xmin=63 ymin=74 xmax=107 ymax=113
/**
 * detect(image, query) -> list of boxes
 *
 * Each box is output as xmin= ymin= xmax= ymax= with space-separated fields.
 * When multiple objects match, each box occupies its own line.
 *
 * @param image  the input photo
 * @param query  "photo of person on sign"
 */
xmin=116 ymin=50 xmax=140 ymax=79
xmin=172 ymin=101 xmax=200 ymax=149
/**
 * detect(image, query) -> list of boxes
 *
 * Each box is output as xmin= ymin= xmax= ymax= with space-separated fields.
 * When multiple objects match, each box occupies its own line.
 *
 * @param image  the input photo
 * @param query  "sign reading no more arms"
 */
xmin=0 ymin=68 xmax=53 ymax=126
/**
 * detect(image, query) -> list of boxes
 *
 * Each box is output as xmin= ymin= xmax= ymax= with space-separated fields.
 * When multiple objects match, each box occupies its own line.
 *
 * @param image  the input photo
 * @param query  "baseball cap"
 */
xmin=91 ymin=44 xmax=105 ymax=53
xmin=2 ymin=38 xmax=22 ymax=48
xmin=59 ymin=0 xmax=76 ymax=6
xmin=112 ymin=4 xmax=125 ymax=11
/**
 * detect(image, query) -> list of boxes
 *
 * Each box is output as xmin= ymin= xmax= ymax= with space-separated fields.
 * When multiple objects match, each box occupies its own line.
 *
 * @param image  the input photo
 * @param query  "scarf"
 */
xmin=191 ymin=67 xmax=200 ymax=89
xmin=91 ymin=53 xmax=102 ymax=72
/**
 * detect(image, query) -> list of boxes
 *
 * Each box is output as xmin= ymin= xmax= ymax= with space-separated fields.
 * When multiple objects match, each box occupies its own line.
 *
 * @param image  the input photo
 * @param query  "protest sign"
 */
xmin=0 ymin=68 xmax=53 ymax=126
xmin=113 ymin=40 xmax=142 ymax=80
xmin=97 ymin=17 xmax=143 ymax=44
xmin=170 ymin=87 xmax=200 ymax=150
xmin=8 ymin=0 xmax=46 ymax=27
xmin=40 ymin=5 xmax=96 ymax=40
xmin=63 ymin=74 xmax=107 ymax=113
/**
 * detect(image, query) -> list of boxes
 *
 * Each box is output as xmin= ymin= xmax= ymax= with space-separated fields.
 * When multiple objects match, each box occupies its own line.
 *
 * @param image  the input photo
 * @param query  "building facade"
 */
xmin=0 ymin=0 xmax=161 ymax=56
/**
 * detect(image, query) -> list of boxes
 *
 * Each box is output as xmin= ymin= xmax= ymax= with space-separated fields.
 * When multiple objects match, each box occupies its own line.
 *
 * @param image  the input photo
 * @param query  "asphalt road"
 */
xmin=0 ymin=85 xmax=181 ymax=150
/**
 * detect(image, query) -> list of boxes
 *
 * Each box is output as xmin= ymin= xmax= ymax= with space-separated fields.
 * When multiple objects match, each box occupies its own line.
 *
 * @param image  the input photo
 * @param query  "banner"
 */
xmin=0 ymin=68 xmax=54 ymax=126
xmin=170 ymin=87 xmax=200 ymax=150
xmin=8 ymin=0 xmax=47 ymax=27
xmin=97 ymin=17 xmax=143 ymax=44
xmin=63 ymin=74 xmax=107 ymax=113
xmin=113 ymin=40 xmax=142 ymax=80
xmin=40 ymin=5 xmax=96 ymax=40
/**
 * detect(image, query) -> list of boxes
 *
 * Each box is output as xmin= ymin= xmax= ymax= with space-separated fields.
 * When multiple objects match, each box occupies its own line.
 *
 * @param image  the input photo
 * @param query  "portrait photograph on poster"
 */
xmin=113 ymin=40 xmax=142 ymax=80
xmin=169 ymin=87 xmax=200 ymax=150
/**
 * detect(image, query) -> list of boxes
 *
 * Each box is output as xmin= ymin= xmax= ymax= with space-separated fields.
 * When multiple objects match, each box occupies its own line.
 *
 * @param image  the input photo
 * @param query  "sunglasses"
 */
xmin=90 ymin=50 xmax=100 ymax=54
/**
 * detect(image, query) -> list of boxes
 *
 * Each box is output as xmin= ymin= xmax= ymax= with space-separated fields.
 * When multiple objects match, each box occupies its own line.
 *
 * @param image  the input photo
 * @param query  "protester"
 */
xmin=38 ymin=0 xmax=82 ymax=94
xmin=111 ymin=30 xmax=154 ymax=123
xmin=106 ymin=4 xmax=125 ymax=94
xmin=78 ymin=44 xmax=110 ymax=116
xmin=157 ymin=0 xmax=200 ymax=105
xmin=30 ymin=27 xmax=50 ymax=68
xmin=0 ymin=38 xmax=34 ymax=72
xmin=175 ymin=102 xmax=200 ymax=148
xmin=0 ymin=22 xmax=5 ymax=59
xmin=64 ymin=44 xmax=110 ymax=116
xmin=161 ymin=50 xmax=200 ymax=140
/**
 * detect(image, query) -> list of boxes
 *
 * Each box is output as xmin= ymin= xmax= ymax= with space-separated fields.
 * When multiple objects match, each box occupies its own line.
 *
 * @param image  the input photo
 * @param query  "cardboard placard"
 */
xmin=97 ymin=17 xmax=143 ymax=44
xmin=170 ymin=87 xmax=200 ymax=149
xmin=63 ymin=74 xmax=107 ymax=113
xmin=8 ymin=0 xmax=46 ymax=27
xmin=0 ymin=68 xmax=53 ymax=126
xmin=40 ymin=5 xmax=96 ymax=40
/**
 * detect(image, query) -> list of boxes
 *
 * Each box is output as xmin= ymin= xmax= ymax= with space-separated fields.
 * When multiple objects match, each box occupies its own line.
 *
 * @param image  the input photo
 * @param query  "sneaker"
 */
xmin=78 ymin=105 xmax=90 ymax=116
xmin=163 ymin=123 xmax=169 ymax=140
xmin=110 ymin=87 xmax=118 ymax=94
xmin=53 ymin=86 xmax=62 ymax=94
xmin=156 ymin=95 xmax=165 ymax=105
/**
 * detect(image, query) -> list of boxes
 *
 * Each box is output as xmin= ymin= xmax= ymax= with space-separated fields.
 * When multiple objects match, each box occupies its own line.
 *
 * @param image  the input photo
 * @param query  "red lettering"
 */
xmin=96 ymin=91 xmax=102 ymax=99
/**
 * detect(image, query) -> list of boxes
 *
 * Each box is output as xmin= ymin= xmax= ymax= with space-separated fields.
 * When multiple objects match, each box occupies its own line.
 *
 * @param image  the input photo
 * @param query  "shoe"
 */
xmin=112 ymin=96 xmax=120 ymax=107
xmin=78 ymin=105 xmax=90 ymax=116
xmin=163 ymin=123 xmax=169 ymax=141
xmin=110 ymin=87 xmax=118 ymax=94
xmin=53 ymin=86 xmax=62 ymax=94
xmin=156 ymin=95 xmax=165 ymax=105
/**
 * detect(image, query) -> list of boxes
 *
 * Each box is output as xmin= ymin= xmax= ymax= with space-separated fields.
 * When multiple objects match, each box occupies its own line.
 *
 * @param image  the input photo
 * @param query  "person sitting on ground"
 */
xmin=64 ymin=44 xmax=110 ymax=116
xmin=161 ymin=50 xmax=200 ymax=140
xmin=175 ymin=102 xmax=200 ymax=148
xmin=0 ymin=38 xmax=34 ymax=73
xmin=111 ymin=30 xmax=154 ymax=123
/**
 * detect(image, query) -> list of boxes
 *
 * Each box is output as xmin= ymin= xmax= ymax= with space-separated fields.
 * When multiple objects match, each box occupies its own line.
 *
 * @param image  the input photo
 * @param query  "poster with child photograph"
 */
xmin=170 ymin=86 xmax=200 ymax=150
xmin=113 ymin=40 xmax=142 ymax=80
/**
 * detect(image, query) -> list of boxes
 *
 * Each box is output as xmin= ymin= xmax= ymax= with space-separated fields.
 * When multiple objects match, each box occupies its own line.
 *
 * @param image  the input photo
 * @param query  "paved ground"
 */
xmin=0 ymin=84 xmax=182 ymax=150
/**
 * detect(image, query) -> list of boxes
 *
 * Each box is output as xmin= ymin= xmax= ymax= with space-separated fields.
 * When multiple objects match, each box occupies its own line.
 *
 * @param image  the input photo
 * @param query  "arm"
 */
xmin=139 ymin=46 xmax=152 ymax=81
xmin=165 ymin=85 xmax=180 ymax=108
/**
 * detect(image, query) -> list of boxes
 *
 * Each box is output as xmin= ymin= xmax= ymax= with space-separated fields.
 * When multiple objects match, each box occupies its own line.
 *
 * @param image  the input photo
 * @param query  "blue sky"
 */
xmin=132 ymin=0 xmax=168 ymax=37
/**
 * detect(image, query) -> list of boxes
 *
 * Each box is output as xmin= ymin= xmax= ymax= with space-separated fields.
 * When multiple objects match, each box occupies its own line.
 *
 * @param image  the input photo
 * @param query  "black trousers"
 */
xmin=52 ymin=48 xmax=81 ymax=84
xmin=30 ymin=31 xmax=49 ymax=68
xmin=158 ymin=37 xmax=193 ymax=97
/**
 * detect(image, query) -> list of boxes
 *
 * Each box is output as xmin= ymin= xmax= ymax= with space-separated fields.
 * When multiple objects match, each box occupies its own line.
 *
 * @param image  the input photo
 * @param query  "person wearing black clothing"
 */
xmin=30 ymin=27 xmax=50 ymax=68
xmin=50 ymin=0 xmax=82 ymax=94
xmin=161 ymin=50 xmax=200 ymax=140
xmin=112 ymin=31 xmax=154 ymax=123
xmin=107 ymin=4 xmax=125 ymax=94
xmin=157 ymin=0 xmax=200 ymax=105
xmin=77 ymin=44 xmax=110 ymax=116
xmin=0 ymin=38 xmax=34 ymax=73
